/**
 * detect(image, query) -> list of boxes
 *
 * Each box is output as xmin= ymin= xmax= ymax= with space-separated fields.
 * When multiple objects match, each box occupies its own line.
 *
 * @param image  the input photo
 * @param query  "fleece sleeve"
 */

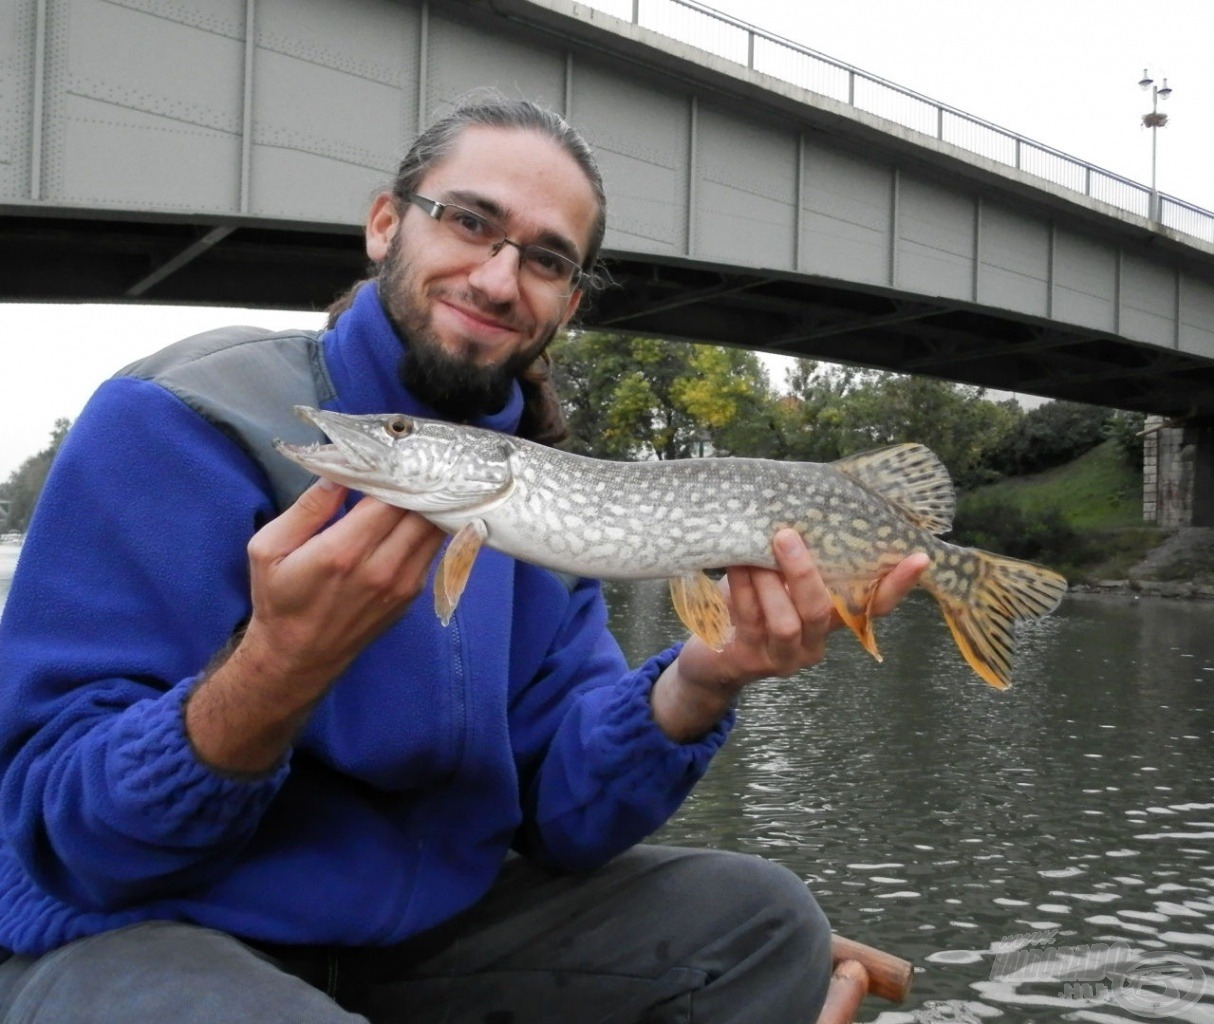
xmin=509 ymin=576 xmax=733 ymax=871
xmin=0 ymin=377 xmax=289 ymax=911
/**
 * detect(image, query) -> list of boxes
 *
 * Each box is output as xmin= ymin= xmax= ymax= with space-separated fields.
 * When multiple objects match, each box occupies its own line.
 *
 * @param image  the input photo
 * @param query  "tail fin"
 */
xmin=928 ymin=551 xmax=1068 ymax=689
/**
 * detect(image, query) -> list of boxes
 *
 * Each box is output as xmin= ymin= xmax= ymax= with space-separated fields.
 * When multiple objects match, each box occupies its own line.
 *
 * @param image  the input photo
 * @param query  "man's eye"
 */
xmin=524 ymin=248 xmax=566 ymax=280
xmin=447 ymin=209 xmax=491 ymax=239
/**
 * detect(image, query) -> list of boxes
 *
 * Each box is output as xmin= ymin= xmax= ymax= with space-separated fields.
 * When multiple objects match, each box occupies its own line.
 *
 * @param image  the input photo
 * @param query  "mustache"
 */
xmin=428 ymin=285 xmax=528 ymax=334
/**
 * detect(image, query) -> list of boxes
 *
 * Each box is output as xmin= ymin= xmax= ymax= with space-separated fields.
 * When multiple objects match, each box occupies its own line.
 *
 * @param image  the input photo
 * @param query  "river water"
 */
xmin=1 ymin=554 xmax=1211 ymax=1021
xmin=607 ymin=580 xmax=1214 ymax=1023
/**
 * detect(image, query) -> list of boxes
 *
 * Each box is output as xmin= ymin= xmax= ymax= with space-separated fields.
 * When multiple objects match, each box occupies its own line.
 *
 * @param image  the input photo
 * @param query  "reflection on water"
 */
xmin=605 ymin=581 xmax=1214 ymax=1024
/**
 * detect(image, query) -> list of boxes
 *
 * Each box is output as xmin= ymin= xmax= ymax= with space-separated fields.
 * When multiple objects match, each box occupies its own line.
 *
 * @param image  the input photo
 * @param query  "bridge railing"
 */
xmin=586 ymin=0 xmax=1214 ymax=246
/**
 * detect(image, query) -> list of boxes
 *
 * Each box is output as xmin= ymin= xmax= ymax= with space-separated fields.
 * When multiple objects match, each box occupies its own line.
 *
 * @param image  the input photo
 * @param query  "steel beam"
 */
xmin=125 ymin=227 xmax=236 ymax=298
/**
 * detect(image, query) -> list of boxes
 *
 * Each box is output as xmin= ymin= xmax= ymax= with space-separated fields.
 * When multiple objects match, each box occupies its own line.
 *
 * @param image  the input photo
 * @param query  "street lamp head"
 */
xmin=1158 ymin=78 xmax=1173 ymax=99
xmin=1139 ymin=68 xmax=1154 ymax=90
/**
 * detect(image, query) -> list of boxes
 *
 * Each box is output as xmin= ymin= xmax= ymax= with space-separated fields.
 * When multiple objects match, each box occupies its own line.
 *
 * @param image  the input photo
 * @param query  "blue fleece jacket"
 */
xmin=0 ymin=285 xmax=732 ymax=956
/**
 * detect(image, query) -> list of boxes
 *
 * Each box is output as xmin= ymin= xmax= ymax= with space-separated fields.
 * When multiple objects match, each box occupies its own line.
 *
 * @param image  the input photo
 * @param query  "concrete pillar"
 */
xmin=1194 ymin=427 xmax=1214 ymax=528
xmin=1142 ymin=418 xmax=1160 ymax=524
xmin=1143 ymin=417 xmax=1214 ymax=527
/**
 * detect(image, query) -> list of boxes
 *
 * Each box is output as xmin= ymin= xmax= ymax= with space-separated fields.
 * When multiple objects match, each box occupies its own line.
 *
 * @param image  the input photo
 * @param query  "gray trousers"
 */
xmin=0 ymin=846 xmax=831 ymax=1023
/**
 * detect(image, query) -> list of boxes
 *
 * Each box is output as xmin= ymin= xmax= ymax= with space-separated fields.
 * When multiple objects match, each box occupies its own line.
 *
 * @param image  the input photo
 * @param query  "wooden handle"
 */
xmin=815 ymin=959 xmax=870 ymax=1024
xmin=830 ymin=934 xmax=913 ymax=1003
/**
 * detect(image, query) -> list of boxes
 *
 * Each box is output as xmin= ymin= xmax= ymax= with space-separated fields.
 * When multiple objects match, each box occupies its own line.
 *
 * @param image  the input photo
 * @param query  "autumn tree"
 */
xmin=551 ymin=331 xmax=778 ymax=460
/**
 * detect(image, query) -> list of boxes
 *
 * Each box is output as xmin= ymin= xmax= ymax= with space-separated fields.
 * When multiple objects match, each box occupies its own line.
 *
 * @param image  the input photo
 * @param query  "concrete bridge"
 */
xmin=2 ymin=0 xmax=1212 ymax=523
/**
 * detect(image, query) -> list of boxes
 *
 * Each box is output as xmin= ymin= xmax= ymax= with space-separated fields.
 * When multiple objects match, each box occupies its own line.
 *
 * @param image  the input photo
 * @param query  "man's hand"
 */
xmin=650 ymin=529 xmax=929 ymax=743
xmin=186 ymin=481 xmax=445 ymax=774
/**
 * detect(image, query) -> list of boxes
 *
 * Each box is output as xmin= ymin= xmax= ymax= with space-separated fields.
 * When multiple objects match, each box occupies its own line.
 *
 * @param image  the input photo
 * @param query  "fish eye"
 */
xmin=385 ymin=415 xmax=410 ymax=437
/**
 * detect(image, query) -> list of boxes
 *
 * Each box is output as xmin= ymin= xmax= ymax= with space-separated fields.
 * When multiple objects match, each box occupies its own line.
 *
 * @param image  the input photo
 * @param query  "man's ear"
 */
xmin=366 ymin=193 xmax=401 ymax=263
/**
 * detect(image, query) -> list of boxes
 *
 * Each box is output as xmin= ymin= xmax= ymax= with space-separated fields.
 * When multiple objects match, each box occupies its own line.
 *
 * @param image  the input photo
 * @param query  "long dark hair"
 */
xmin=327 ymin=97 xmax=605 ymax=446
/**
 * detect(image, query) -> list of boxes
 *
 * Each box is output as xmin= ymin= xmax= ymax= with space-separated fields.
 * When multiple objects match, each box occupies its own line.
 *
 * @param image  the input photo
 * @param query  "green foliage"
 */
xmin=551 ymin=331 xmax=777 ymax=460
xmin=955 ymin=439 xmax=1150 ymax=580
xmin=961 ymin=440 xmax=1143 ymax=531
xmin=0 ymin=419 xmax=71 ymax=532
xmin=952 ymin=499 xmax=1089 ymax=569
xmin=553 ymin=339 xmax=1059 ymax=493
xmin=772 ymin=363 xmax=1020 ymax=483
xmin=1105 ymin=409 xmax=1146 ymax=465
xmin=980 ymin=400 xmax=1111 ymax=477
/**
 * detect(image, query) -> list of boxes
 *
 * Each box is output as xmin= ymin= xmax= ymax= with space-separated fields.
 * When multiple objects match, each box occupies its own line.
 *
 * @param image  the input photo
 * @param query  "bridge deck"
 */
xmin=2 ymin=0 xmax=1212 ymax=418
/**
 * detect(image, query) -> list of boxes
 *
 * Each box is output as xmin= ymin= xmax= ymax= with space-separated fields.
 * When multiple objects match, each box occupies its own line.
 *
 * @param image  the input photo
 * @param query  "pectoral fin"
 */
xmin=829 ymin=580 xmax=884 ymax=662
xmin=669 ymin=571 xmax=734 ymax=651
xmin=435 ymin=520 xmax=488 ymax=625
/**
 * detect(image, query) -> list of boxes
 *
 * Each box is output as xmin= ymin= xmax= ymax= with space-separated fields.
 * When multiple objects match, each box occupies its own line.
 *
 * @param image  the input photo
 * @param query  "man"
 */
xmin=0 ymin=99 xmax=926 ymax=1022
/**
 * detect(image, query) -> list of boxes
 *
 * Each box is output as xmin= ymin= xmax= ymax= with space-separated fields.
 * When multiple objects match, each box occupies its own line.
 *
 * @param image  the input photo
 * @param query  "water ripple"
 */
xmin=602 ymin=587 xmax=1214 ymax=1023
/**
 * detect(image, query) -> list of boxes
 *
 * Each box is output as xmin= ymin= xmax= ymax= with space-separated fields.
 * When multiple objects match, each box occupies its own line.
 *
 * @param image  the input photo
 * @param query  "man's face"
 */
xmin=368 ymin=126 xmax=598 ymax=419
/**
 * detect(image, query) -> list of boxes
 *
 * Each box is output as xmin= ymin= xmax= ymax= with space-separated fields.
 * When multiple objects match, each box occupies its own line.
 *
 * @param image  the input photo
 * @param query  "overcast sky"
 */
xmin=2 ymin=0 xmax=1211 ymax=480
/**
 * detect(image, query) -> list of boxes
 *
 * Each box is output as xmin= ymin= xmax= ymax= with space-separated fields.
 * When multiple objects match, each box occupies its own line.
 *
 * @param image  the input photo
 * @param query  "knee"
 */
xmin=663 ymin=850 xmax=834 ymax=1017
xmin=729 ymin=853 xmax=830 ymax=940
xmin=682 ymin=850 xmax=832 ymax=961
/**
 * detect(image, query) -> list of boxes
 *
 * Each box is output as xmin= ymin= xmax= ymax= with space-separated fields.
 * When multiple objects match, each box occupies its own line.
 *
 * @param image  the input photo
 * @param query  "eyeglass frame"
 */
xmin=404 ymin=192 xmax=586 ymax=298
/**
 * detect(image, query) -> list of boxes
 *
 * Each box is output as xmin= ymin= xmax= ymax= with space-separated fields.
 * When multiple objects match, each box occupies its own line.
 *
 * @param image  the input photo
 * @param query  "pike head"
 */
xmin=274 ymin=407 xmax=515 ymax=516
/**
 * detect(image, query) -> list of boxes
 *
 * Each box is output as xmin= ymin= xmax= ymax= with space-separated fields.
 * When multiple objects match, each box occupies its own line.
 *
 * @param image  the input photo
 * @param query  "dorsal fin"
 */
xmin=831 ymin=443 xmax=955 ymax=535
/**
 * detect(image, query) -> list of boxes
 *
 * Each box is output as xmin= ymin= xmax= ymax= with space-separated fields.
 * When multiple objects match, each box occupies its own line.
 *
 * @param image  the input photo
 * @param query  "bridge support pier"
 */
xmin=1143 ymin=418 xmax=1214 ymax=528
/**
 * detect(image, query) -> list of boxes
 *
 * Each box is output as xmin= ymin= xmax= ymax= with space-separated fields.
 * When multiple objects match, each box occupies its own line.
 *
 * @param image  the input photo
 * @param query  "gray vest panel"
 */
xmin=119 ymin=326 xmax=336 ymax=512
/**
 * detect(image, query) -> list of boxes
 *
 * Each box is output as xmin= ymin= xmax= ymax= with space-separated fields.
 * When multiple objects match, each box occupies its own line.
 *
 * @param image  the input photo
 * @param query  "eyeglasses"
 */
xmin=406 ymin=193 xmax=585 ymax=298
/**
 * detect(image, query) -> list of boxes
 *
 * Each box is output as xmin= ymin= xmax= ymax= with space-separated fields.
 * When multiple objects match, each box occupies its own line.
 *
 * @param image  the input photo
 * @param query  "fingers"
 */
xmin=770 ymin=530 xmax=835 ymax=632
xmin=698 ymin=533 xmax=927 ymax=680
xmin=710 ymin=532 xmax=830 ymax=680
xmin=753 ymin=531 xmax=832 ymax=665
xmin=346 ymin=501 xmax=446 ymax=603
xmin=242 ymin=489 xmax=447 ymax=685
xmin=250 ymin=479 xmax=348 ymax=563
xmin=318 ymin=494 xmax=430 ymax=569
xmin=872 ymin=551 xmax=930 ymax=616
xmin=768 ymin=532 xmax=927 ymax=625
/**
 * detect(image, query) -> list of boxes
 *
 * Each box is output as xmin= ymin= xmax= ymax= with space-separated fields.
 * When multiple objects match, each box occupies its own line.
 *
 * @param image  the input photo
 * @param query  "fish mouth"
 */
xmin=273 ymin=406 xmax=403 ymax=483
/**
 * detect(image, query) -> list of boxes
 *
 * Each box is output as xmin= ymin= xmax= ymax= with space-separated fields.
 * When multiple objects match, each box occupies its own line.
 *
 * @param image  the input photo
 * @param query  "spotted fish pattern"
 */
xmin=276 ymin=408 xmax=1068 ymax=689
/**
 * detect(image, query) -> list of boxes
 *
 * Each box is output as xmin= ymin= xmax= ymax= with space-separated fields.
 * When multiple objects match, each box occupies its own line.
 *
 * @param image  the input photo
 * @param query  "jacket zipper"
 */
xmin=448 ymin=612 xmax=468 ymax=776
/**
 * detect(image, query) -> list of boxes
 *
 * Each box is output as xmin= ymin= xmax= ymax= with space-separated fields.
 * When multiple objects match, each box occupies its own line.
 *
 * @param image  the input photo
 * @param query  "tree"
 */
xmin=552 ymin=336 xmax=1027 ymax=481
xmin=551 ymin=332 xmax=778 ymax=460
xmin=981 ymin=400 xmax=1111 ymax=477
xmin=774 ymin=364 xmax=1020 ymax=483
xmin=1105 ymin=409 xmax=1146 ymax=465
xmin=0 ymin=419 xmax=71 ymax=533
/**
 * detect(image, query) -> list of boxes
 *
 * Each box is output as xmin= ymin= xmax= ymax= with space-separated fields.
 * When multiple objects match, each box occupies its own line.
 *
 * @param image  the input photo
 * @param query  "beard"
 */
xmin=378 ymin=231 xmax=560 ymax=422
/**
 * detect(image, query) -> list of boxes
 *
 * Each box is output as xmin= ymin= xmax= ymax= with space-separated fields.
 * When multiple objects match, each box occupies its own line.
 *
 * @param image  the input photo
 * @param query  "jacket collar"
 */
xmin=321 ymin=281 xmax=525 ymax=435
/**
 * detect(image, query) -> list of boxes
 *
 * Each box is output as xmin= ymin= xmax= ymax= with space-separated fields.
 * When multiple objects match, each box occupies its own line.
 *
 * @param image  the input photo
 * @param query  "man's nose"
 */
xmin=467 ymin=241 xmax=522 ymax=303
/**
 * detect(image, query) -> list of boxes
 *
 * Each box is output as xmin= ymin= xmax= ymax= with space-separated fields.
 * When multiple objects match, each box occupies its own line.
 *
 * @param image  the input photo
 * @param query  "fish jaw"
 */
xmin=292 ymin=406 xmax=408 ymax=471
xmin=273 ymin=406 xmax=428 ymax=498
xmin=273 ymin=407 xmax=516 ymax=517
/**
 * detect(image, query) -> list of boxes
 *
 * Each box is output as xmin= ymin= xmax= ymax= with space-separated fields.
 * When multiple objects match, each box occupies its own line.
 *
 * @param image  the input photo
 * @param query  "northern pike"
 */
xmin=275 ymin=407 xmax=1068 ymax=689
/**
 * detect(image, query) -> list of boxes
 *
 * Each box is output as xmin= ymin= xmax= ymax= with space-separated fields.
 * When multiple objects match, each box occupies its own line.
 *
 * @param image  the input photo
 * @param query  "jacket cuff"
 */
xmin=588 ymin=645 xmax=734 ymax=796
xmin=107 ymin=676 xmax=289 ymax=841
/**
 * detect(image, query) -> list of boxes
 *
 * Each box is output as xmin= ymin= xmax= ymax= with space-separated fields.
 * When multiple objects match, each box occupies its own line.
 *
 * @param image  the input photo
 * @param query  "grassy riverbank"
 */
xmin=959 ymin=440 xmax=1214 ymax=586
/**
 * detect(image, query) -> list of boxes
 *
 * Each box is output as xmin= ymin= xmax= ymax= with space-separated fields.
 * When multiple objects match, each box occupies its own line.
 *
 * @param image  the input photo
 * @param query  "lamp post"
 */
xmin=1138 ymin=69 xmax=1173 ymax=221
